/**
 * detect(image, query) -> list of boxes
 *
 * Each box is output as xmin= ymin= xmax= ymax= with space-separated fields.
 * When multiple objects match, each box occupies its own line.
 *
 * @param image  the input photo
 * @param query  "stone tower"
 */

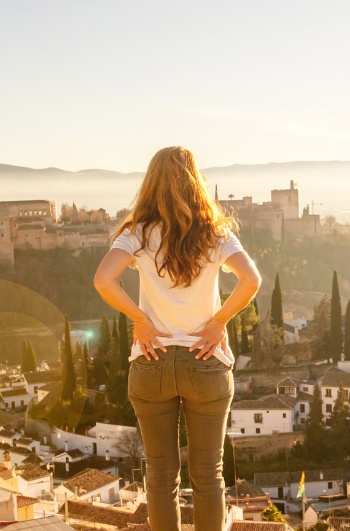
xmin=271 ymin=180 xmax=299 ymax=220
xmin=0 ymin=204 xmax=14 ymax=266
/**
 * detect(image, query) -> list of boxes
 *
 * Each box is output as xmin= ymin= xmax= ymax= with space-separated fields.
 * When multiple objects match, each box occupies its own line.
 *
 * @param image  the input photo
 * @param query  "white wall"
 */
xmin=52 ymin=424 xmax=138 ymax=458
xmin=231 ymin=408 xmax=294 ymax=437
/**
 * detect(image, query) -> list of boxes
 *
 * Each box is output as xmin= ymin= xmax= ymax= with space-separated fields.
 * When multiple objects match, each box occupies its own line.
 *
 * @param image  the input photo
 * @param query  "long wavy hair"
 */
xmin=113 ymin=146 xmax=238 ymax=287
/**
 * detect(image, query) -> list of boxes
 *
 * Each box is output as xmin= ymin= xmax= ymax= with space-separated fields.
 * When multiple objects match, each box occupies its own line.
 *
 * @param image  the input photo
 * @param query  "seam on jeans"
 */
xmin=172 ymin=359 xmax=178 ymax=395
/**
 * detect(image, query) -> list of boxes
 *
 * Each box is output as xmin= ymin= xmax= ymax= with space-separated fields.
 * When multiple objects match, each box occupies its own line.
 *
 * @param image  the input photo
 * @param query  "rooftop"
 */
xmin=254 ymin=468 xmax=343 ymax=486
xmin=17 ymin=495 xmax=39 ymax=508
xmin=0 ymin=388 xmax=29 ymax=397
xmin=14 ymin=463 xmax=49 ymax=481
xmin=62 ymin=468 xmax=120 ymax=494
xmin=321 ymin=368 xmax=350 ymax=387
xmin=231 ymin=394 xmax=295 ymax=410
xmin=2 ymin=515 xmax=75 ymax=530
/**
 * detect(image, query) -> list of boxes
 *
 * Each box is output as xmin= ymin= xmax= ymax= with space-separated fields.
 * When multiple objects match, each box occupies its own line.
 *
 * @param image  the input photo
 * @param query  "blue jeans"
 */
xmin=128 ymin=346 xmax=234 ymax=531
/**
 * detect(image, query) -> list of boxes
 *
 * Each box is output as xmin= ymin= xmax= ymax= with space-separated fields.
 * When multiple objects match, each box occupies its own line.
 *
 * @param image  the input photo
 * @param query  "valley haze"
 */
xmin=1 ymin=160 xmax=350 ymax=223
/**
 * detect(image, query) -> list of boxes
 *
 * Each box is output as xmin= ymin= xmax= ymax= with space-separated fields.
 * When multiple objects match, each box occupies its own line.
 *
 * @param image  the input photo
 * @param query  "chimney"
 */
xmin=320 ymin=471 xmax=323 ymax=480
xmin=43 ymin=435 xmax=47 ymax=445
xmin=105 ymin=450 xmax=110 ymax=461
xmin=65 ymin=440 xmax=68 ymax=452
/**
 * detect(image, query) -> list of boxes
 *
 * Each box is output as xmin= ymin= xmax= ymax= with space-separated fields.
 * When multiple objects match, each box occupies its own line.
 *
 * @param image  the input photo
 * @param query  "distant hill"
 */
xmin=1 ymin=160 xmax=350 ymax=221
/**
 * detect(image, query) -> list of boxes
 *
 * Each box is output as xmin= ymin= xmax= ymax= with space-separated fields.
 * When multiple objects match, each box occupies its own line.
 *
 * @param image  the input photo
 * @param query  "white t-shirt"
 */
xmin=111 ymin=223 xmax=243 ymax=366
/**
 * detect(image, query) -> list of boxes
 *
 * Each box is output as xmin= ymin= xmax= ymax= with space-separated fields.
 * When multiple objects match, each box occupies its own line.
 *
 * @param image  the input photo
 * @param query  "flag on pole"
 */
xmin=297 ymin=471 xmax=305 ymax=498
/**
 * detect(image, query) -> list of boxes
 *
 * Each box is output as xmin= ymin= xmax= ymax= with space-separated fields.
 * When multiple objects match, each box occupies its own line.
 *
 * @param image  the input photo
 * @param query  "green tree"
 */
xmin=330 ymin=271 xmax=343 ymax=362
xmin=271 ymin=273 xmax=284 ymax=329
xmin=303 ymin=385 xmax=327 ymax=461
xmin=261 ymin=505 xmax=286 ymax=523
xmin=223 ymin=435 xmax=235 ymax=487
xmin=98 ymin=315 xmax=112 ymax=356
xmin=112 ymin=315 xmax=120 ymax=346
xmin=21 ymin=340 xmax=38 ymax=372
xmin=344 ymin=300 xmax=350 ymax=361
xmin=119 ymin=310 xmax=130 ymax=372
xmin=74 ymin=341 xmax=84 ymax=362
xmin=61 ymin=316 xmax=77 ymax=402
xmin=328 ymin=383 xmax=350 ymax=459
xmin=308 ymin=295 xmax=331 ymax=360
xmin=256 ymin=311 xmax=284 ymax=370
xmin=240 ymin=329 xmax=250 ymax=354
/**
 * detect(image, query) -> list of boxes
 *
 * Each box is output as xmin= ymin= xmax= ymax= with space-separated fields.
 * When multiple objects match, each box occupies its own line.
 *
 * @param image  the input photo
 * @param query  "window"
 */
xmin=301 ymin=418 xmax=305 ymax=424
xmin=241 ymin=428 xmax=245 ymax=434
xmin=326 ymin=404 xmax=332 ymax=413
xmin=20 ymin=400 xmax=24 ymax=406
xmin=325 ymin=389 xmax=332 ymax=397
xmin=256 ymin=428 xmax=261 ymax=434
xmin=284 ymin=387 xmax=295 ymax=395
xmin=283 ymin=413 xmax=286 ymax=418
xmin=254 ymin=413 xmax=263 ymax=423
xmin=300 ymin=404 xmax=305 ymax=413
xmin=328 ymin=482 xmax=333 ymax=489
xmin=303 ymin=387 xmax=308 ymax=392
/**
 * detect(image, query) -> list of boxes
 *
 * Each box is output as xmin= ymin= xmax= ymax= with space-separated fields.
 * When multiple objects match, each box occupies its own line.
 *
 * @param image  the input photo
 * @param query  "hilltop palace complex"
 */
xmin=1 ymin=181 xmax=350 ymax=266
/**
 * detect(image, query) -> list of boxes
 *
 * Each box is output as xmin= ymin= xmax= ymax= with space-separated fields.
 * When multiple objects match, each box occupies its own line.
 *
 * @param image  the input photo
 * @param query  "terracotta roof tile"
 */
xmin=66 ymin=500 xmax=130 ymax=528
xmin=230 ymin=522 xmax=290 ymax=531
xmin=0 ymin=388 xmax=29 ymax=397
xmin=14 ymin=463 xmax=49 ymax=481
xmin=16 ymin=437 xmax=34 ymax=446
xmin=231 ymin=394 xmax=295 ymax=410
xmin=0 ymin=466 xmax=14 ymax=480
xmin=276 ymin=377 xmax=300 ymax=387
xmin=322 ymin=369 xmax=350 ymax=387
xmin=17 ymin=495 xmax=39 ymax=508
xmin=62 ymin=468 xmax=120 ymax=494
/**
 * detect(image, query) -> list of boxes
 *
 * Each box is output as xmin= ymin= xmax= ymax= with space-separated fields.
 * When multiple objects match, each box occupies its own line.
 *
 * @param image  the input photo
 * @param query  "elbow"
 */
xmin=94 ymin=272 xmax=107 ymax=294
xmin=246 ymin=270 xmax=262 ymax=294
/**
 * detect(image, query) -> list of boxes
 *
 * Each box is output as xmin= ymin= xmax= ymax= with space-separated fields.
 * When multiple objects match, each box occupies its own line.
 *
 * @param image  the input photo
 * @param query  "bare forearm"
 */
xmin=213 ymin=250 xmax=262 ymax=325
xmin=213 ymin=278 xmax=259 ymax=324
xmin=95 ymin=280 xmax=145 ymax=322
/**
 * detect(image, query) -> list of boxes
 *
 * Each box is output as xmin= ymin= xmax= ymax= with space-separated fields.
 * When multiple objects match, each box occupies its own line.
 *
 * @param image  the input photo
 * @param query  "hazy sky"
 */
xmin=1 ymin=0 xmax=350 ymax=172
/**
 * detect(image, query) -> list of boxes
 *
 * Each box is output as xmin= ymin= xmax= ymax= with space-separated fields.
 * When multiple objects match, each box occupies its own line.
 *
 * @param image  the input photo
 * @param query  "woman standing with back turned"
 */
xmin=94 ymin=146 xmax=261 ymax=531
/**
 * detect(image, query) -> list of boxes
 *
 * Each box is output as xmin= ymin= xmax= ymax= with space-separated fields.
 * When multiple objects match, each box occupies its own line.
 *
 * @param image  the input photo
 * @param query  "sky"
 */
xmin=1 ymin=0 xmax=350 ymax=173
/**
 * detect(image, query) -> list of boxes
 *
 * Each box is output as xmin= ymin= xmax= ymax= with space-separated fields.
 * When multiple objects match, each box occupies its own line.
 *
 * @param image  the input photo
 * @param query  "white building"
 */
xmin=284 ymin=317 xmax=308 ymax=344
xmin=254 ymin=469 xmax=343 ymax=500
xmin=51 ymin=422 xmax=138 ymax=459
xmin=54 ymin=468 xmax=120 ymax=504
xmin=0 ymin=388 xmax=30 ymax=411
xmin=231 ymin=394 xmax=296 ymax=437
xmin=230 ymin=376 xmax=315 ymax=437
xmin=321 ymin=368 xmax=350 ymax=420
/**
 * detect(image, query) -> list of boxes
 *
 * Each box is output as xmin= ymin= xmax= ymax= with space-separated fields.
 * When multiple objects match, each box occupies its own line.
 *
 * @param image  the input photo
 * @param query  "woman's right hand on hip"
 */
xmin=133 ymin=315 xmax=172 ymax=360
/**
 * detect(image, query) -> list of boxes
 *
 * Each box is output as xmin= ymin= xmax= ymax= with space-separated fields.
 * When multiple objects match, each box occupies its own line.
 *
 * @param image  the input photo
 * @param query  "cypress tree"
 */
xmin=330 ymin=270 xmax=343 ymax=362
xmin=98 ymin=315 xmax=112 ymax=356
xmin=303 ymin=385 xmax=327 ymax=461
xmin=328 ymin=384 xmax=350 ymax=458
xmin=344 ymin=300 xmax=350 ymax=361
xmin=271 ymin=273 xmax=283 ymax=329
xmin=74 ymin=341 xmax=84 ymax=362
xmin=21 ymin=340 xmax=38 ymax=373
xmin=119 ymin=310 xmax=130 ymax=372
xmin=252 ymin=298 xmax=260 ymax=331
xmin=61 ymin=316 xmax=77 ymax=401
xmin=241 ymin=329 xmax=250 ymax=354
xmin=112 ymin=315 xmax=120 ymax=347
xmin=223 ymin=435 xmax=235 ymax=487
